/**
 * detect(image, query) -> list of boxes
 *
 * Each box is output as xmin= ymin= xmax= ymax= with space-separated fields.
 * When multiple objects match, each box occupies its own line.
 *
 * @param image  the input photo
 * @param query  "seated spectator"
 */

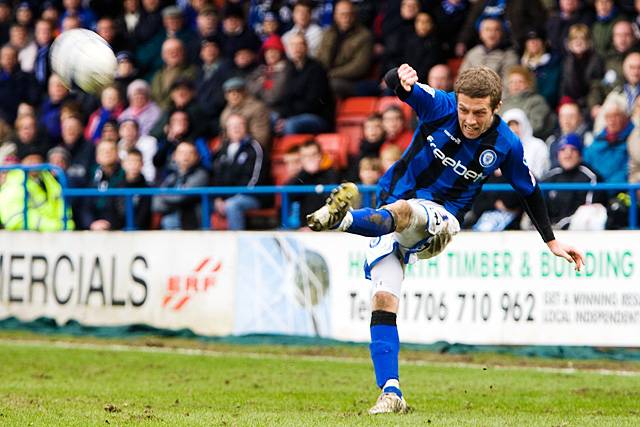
xmin=97 ymin=16 xmax=130 ymax=54
xmin=501 ymin=65 xmax=554 ymax=139
xmin=212 ymin=113 xmax=269 ymax=230
xmin=282 ymin=0 xmax=323 ymax=58
xmin=256 ymin=12 xmax=280 ymax=41
xmin=10 ymin=23 xmax=37 ymax=73
xmin=100 ymin=120 xmax=120 ymax=143
xmin=543 ymin=133 xmax=606 ymax=229
xmin=61 ymin=114 xmax=95 ymax=186
xmin=118 ymin=148 xmax=151 ymax=230
xmin=14 ymin=113 xmax=49 ymax=159
xmin=33 ymin=19 xmax=55 ymax=90
xmin=229 ymin=41 xmax=260 ymax=79
xmin=593 ymin=52 xmax=640 ymax=133
xmin=521 ymin=28 xmax=562 ymax=109
xmin=358 ymin=157 xmax=382 ymax=186
xmin=380 ymin=144 xmax=402 ymax=173
xmin=47 ymin=146 xmax=79 ymax=185
xmin=0 ymin=146 xmax=75 ymax=231
xmin=283 ymin=145 xmax=302 ymax=183
xmin=403 ymin=12 xmax=442 ymax=82
xmin=81 ymin=139 xmax=126 ymax=230
xmin=359 ymin=113 xmax=385 ymax=160
xmin=218 ymin=4 xmax=261 ymax=58
xmin=195 ymin=6 xmax=219 ymax=40
xmin=546 ymin=0 xmax=595 ymax=54
xmin=381 ymin=105 xmax=413 ymax=152
xmin=592 ymin=0 xmax=619 ymax=58
xmin=546 ymin=101 xmax=594 ymax=168
xmin=152 ymin=141 xmax=209 ymax=230
xmin=247 ymin=35 xmax=288 ymax=110
xmin=273 ymin=33 xmax=334 ymax=135
xmin=316 ymin=0 xmax=373 ymax=98
xmin=15 ymin=2 xmax=33 ymax=28
xmin=286 ymin=138 xmax=339 ymax=227
xmin=427 ymin=64 xmax=453 ymax=91
xmin=149 ymin=38 xmax=198 ymax=110
xmin=584 ymin=100 xmax=633 ymax=184
xmin=153 ymin=109 xmax=211 ymax=178
xmin=61 ymin=0 xmax=97 ymax=29
xmin=119 ymin=79 xmax=162 ymax=136
xmin=381 ymin=0 xmax=422 ymax=76
xmin=84 ymin=86 xmax=124 ymax=144
xmin=0 ymin=44 xmax=38 ymax=125
xmin=430 ymin=0 xmax=468 ymax=58
xmin=503 ymin=108 xmax=550 ymax=179
xmin=219 ymin=77 xmax=271 ymax=147
xmin=560 ymin=24 xmax=604 ymax=112
xmin=459 ymin=17 xmax=518 ymax=82
xmin=149 ymin=78 xmax=208 ymax=139
xmin=118 ymin=118 xmax=157 ymax=183
xmin=39 ymin=74 xmax=72 ymax=145
xmin=114 ymin=51 xmax=140 ymax=101
xmin=195 ymin=36 xmax=232 ymax=134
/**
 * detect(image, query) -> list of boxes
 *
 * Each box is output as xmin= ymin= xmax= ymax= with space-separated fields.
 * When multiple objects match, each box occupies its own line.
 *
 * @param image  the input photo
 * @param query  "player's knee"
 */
xmin=372 ymin=291 xmax=399 ymax=312
xmin=382 ymin=200 xmax=412 ymax=232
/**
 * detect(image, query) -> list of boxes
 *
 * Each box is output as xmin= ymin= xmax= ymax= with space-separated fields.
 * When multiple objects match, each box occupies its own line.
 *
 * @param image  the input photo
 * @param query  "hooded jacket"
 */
xmin=502 ymin=108 xmax=550 ymax=179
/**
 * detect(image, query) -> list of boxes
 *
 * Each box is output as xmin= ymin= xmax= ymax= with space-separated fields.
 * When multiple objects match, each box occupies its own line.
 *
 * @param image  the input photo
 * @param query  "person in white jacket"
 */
xmin=502 ymin=108 xmax=550 ymax=179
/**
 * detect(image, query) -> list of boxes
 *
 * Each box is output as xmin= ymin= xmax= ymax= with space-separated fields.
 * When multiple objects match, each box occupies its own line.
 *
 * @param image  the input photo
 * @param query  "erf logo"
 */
xmin=163 ymin=257 xmax=222 ymax=311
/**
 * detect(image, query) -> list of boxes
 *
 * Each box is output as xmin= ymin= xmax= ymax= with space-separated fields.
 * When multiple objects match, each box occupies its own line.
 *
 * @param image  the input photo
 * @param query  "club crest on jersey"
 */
xmin=479 ymin=149 xmax=497 ymax=168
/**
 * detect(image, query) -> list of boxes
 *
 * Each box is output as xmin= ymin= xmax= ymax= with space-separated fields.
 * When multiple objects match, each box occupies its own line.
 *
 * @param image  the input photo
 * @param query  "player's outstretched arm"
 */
xmin=546 ymin=240 xmax=585 ymax=271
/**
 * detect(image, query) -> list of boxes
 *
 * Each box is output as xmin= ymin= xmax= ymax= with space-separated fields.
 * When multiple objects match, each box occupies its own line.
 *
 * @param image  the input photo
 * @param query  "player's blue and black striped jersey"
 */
xmin=377 ymin=83 xmax=537 ymax=221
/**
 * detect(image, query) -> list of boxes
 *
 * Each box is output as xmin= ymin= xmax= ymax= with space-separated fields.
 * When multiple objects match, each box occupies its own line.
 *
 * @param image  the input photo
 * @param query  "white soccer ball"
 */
xmin=50 ymin=28 xmax=117 ymax=95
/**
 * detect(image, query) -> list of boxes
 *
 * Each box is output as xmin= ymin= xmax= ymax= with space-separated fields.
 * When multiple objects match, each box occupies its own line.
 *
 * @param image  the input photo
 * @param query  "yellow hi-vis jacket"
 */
xmin=0 ymin=170 xmax=75 ymax=231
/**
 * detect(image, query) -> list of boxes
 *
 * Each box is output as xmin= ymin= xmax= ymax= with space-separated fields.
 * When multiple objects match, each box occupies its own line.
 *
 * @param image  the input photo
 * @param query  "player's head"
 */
xmin=454 ymin=66 xmax=502 ymax=139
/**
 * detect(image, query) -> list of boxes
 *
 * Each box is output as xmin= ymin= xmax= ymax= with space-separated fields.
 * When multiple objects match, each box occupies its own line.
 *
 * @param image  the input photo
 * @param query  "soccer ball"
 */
xmin=49 ymin=29 xmax=117 ymax=95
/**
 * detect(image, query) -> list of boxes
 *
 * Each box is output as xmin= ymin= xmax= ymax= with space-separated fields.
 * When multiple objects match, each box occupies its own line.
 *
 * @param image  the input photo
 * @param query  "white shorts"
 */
xmin=364 ymin=199 xmax=460 ymax=280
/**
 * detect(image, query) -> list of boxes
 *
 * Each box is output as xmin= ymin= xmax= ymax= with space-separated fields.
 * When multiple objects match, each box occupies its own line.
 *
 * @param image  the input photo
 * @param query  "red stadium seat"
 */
xmin=316 ymin=133 xmax=349 ymax=170
xmin=336 ymin=123 xmax=363 ymax=157
xmin=336 ymin=96 xmax=379 ymax=123
xmin=448 ymin=57 xmax=463 ymax=80
xmin=272 ymin=134 xmax=313 ymax=156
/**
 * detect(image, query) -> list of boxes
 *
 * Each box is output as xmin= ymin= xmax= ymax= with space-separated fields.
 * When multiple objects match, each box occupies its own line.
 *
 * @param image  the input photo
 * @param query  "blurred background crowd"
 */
xmin=0 ymin=0 xmax=638 ymax=232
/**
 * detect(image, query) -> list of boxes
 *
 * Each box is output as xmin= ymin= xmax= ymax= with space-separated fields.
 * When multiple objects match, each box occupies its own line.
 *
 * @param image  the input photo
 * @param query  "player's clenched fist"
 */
xmin=398 ymin=64 xmax=418 ymax=92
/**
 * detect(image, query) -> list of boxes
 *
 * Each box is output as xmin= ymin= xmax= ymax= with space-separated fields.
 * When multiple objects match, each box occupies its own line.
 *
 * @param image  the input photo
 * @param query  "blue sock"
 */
xmin=345 ymin=208 xmax=395 ymax=237
xmin=369 ymin=310 xmax=401 ymax=397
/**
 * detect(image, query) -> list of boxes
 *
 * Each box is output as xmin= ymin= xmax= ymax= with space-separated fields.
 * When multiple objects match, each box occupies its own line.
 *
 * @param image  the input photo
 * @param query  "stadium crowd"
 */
xmin=0 ymin=0 xmax=638 ymax=231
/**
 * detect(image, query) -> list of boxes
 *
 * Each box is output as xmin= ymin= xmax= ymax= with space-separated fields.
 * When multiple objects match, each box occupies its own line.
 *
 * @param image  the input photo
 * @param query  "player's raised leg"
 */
xmin=367 ymin=254 xmax=408 ymax=414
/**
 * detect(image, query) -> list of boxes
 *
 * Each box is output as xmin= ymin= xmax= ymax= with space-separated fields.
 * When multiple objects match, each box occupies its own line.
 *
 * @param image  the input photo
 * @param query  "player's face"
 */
xmin=457 ymin=94 xmax=496 ymax=139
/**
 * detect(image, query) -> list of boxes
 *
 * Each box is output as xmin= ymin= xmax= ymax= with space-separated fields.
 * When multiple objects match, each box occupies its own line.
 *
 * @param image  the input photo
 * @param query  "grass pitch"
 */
xmin=0 ymin=335 xmax=639 ymax=426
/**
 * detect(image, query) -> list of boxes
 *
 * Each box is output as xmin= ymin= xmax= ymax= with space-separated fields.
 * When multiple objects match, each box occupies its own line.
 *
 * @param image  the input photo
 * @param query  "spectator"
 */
xmin=456 ymin=0 xmax=547 ymax=55
xmin=543 ymin=133 xmax=606 ymax=229
xmin=229 ymin=39 xmax=260 ymax=79
xmin=118 ymin=148 xmax=151 ymax=230
xmin=584 ymin=100 xmax=632 ymax=184
xmin=500 ymin=66 xmax=554 ymax=139
xmin=0 ymin=44 xmax=38 ymax=125
xmin=282 ymin=0 xmax=323 ymax=58
xmin=218 ymin=4 xmax=261 ymax=58
xmin=560 ymin=24 xmax=605 ymax=112
xmin=381 ymin=0 xmax=422 ymax=76
xmin=403 ymin=12 xmax=442 ymax=82
xmin=61 ymin=15 xmax=82 ymax=32
xmin=381 ymin=105 xmax=413 ymax=152
xmin=133 ymin=0 xmax=163 ymax=54
xmin=273 ymin=33 xmax=334 ymax=135
xmin=546 ymin=101 xmax=594 ymax=167
xmin=427 ymin=64 xmax=453 ymax=91
xmin=212 ymin=113 xmax=269 ymax=230
xmin=0 ymin=2 xmax=9 ymax=46
xmin=100 ymin=120 xmax=120 ymax=143
xmin=0 ymin=146 xmax=75 ymax=231
xmin=358 ymin=156 xmax=382 ymax=186
xmin=459 ymin=17 xmax=518 ymax=82
xmin=33 ymin=19 xmax=54 ymax=90
xmin=247 ymin=35 xmax=288 ymax=109
xmin=61 ymin=0 xmax=97 ymax=29
xmin=358 ymin=113 xmax=386 ymax=160
xmin=150 ymin=78 xmax=208 ymax=140
xmin=195 ymin=35 xmax=232 ymax=134
xmin=592 ymin=0 xmax=619 ymax=58
xmin=149 ymin=38 xmax=198 ymax=110
xmin=286 ymin=138 xmax=339 ymax=228
xmin=61 ymin=114 xmax=95 ymax=186
xmin=47 ymin=146 xmax=82 ymax=187
xmin=113 ymin=51 xmax=140 ymax=101
xmin=10 ymin=23 xmax=37 ymax=73
xmin=257 ymin=12 xmax=280 ymax=41
xmin=546 ymin=0 xmax=595 ymax=54
xmin=594 ymin=52 xmax=640 ymax=133
xmin=97 ymin=16 xmax=130 ymax=54
xmin=521 ymin=28 xmax=562 ymax=109
xmin=502 ymin=108 xmax=550 ymax=179
xmin=117 ymin=118 xmax=157 ymax=183
xmin=115 ymin=0 xmax=141 ymax=47
xmin=469 ymin=170 xmax=522 ymax=231
xmin=152 ymin=141 xmax=209 ymax=230
xmin=14 ymin=113 xmax=49 ymax=159
xmin=283 ymin=145 xmax=302 ymax=183
xmin=429 ymin=0 xmax=469 ymax=58
xmin=15 ymin=2 xmax=33 ymax=29
xmin=317 ymin=0 xmax=374 ymax=98
xmin=82 ymin=139 xmax=126 ymax=230
xmin=84 ymin=86 xmax=124 ymax=144
xmin=160 ymin=6 xmax=198 ymax=62
xmin=219 ymin=77 xmax=271 ymax=147
xmin=380 ymin=143 xmax=402 ymax=173
xmin=195 ymin=6 xmax=219 ymax=40
xmin=589 ymin=20 xmax=638 ymax=113
xmin=119 ymin=79 xmax=162 ymax=136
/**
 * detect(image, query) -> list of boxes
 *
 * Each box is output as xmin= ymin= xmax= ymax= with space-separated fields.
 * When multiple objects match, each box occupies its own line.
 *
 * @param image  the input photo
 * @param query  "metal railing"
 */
xmin=1 ymin=164 xmax=639 ymax=231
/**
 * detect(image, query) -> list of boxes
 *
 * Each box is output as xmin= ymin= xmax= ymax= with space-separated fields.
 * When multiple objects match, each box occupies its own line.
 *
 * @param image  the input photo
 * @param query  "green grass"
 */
xmin=0 ymin=338 xmax=639 ymax=426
